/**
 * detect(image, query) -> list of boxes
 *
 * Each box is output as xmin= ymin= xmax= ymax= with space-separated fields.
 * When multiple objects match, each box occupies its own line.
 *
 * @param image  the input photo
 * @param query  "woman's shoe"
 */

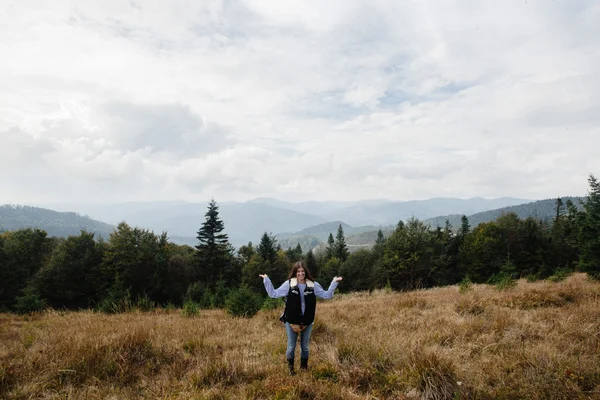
xmin=300 ymin=357 xmax=308 ymax=370
xmin=287 ymin=358 xmax=295 ymax=376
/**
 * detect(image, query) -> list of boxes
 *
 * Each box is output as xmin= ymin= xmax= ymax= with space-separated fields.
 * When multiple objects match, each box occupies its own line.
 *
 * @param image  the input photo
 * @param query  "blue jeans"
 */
xmin=285 ymin=322 xmax=313 ymax=360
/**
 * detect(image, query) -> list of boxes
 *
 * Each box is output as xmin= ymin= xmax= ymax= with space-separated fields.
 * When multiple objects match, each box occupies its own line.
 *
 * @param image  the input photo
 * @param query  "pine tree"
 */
xmin=34 ymin=231 xmax=103 ymax=309
xmin=257 ymin=232 xmax=277 ymax=263
xmin=237 ymin=242 xmax=255 ymax=265
xmin=554 ymin=197 xmax=565 ymax=222
xmin=373 ymin=229 xmax=386 ymax=258
xmin=376 ymin=229 xmax=386 ymax=246
xmin=459 ymin=215 xmax=470 ymax=236
xmin=443 ymin=220 xmax=452 ymax=242
xmin=334 ymin=224 xmax=349 ymax=262
xmin=580 ymin=174 xmax=600 ymax=278
xmin=196 ymin=199 xmax=230 ymax=286
xmin=306 ymin=249 xmax=319 ymax=278
xmin=325 ymin=233 xmax=335 ymax=260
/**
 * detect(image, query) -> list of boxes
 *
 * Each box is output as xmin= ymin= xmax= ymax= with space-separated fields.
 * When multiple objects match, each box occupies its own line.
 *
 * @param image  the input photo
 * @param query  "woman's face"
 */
xmin=296 ymin=267 xmax=305 ymax=281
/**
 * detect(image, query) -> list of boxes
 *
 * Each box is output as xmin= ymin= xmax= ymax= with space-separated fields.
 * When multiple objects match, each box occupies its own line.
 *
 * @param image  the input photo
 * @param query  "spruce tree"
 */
xmin=373 ymin=229 xmax=386 ymax=257
xmin=325 ymin=233 xmax=335 ymax=260
xmin=459 ymin=215 xmax=470 ymax=236
xmin=580 ymin=174 xmax=600 ymax=278
xmin=294 ymin=243 xmax=303 ymax=259
xmin=257 ymin=232 xmax=277 ymax=263
xmin=196 ymin=199 xmax=230 ymax=286
xmin=554 ymin=197 xmax=565 ymax=222
xmin=335 ymin=224 xmax=349 ymax=262
xmin=376 ymin=229 xmax=386 ymax=246
xmin=306 ymin=249 xmax=318 ymax=278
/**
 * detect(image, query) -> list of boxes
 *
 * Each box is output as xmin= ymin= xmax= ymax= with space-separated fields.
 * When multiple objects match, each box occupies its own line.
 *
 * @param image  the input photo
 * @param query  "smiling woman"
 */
xmin=259 ymin=261 xmax=342 ymax=376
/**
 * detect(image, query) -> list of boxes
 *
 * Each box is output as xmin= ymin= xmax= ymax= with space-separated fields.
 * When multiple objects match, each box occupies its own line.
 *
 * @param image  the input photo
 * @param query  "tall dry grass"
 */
xmin=1 ymin=273 xmax=600 ymax=399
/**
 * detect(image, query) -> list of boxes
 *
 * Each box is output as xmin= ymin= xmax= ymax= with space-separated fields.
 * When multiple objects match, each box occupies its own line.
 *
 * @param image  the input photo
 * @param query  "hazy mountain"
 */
xmin=0 ymin=205 xmax=115 ymax=239
xmin=275 ymin=197 xmax=583 ymax=251
xmin=318 ymin=197 xmax=530 ymax=226
xmin=248 ymin=197 xmax=390 ymax=218
xmin=31 ymin=196 xmax=531 ymax=247
xmin=276 ymin=235 xmax=322 ymax=252
xmin=274 ymin=221 xmax=394 ymax=252
xmin=276 ymin=221 xmax=383 ymax=243
xmin=38 ymin=201 xmax=326 ymax=247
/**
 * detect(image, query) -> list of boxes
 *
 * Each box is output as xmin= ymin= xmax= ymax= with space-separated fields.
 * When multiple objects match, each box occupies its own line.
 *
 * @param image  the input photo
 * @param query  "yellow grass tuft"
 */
xmin=1 ymin=273 xmax=600 ymax=399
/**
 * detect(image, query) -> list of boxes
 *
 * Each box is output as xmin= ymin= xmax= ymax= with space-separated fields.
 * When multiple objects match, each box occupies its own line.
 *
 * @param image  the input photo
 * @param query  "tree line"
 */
xmin=1 ymin=175 xmax=599 ymax=314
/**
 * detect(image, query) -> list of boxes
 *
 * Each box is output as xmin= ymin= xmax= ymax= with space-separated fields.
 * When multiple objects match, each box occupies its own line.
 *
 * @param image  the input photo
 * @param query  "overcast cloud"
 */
xmin=1 ymin=0 xmax=599 ymax=204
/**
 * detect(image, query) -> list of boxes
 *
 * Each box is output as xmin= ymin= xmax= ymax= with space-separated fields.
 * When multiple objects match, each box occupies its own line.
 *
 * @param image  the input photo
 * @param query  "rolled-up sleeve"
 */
xmin=263 ymin=277 xmax=289 ymax=298
xmin=314 ymin=281 xmax=338 ymax=299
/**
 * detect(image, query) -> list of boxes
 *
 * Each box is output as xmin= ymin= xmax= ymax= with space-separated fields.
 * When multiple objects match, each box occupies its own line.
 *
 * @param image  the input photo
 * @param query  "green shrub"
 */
xmin=225 ymin=285 xmax=262 ymax=318
xmin=458 ymin=277 xmax=473 ymax=293
xmin=384 ymin=278 xmax=393 ymax=294
xmin=14 ymin=288 xmax=46 ymax=314
xmin=135 ymin=294 xmax=155 ymax=312
xmin=490 ymin=261 xmax=517 ymax=290
xmin=181 ymin=300 xmax=199 ymax=317
xmin=261 ymin=296 xmax=283 ymax=311
xmin=548 ymin=268 xmax=572 ymax=282
xmin=98 ymin=283 xmax=132 ymax=313
xmin=212 ymin=279 xmax=229 ymax=308
xmin=494 ymin=275 xmax=517 ymax=291
xmin=185 ymin=282 xmax=204 ymax=303
xmin=98 ymin=296 xmax=132 ymax=314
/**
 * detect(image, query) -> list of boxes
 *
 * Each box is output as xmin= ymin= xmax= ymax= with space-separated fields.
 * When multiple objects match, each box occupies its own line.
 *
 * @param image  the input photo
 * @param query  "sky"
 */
xmin=1 ymin=0 xmax=599 ymax=204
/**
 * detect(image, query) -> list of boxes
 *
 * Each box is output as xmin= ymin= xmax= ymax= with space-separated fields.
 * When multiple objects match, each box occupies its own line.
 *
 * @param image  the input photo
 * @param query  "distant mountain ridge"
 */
xmin=249 ymin=197 xmax=530 ymax=226
xmin=0 ymin=205 xmax=115 ymax=239
xmin=275 ymin=197 xmax=586 ymax=251
xmin=424 ymin=197 xmax=585 ymax=230
xmin=26 ymin=196 xmax=532 ymax=246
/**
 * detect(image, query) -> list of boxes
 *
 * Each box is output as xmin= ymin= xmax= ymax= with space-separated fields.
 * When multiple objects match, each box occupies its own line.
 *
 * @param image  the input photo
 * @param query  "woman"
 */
xmin=259 ymin=261 xmax=343 ymax=375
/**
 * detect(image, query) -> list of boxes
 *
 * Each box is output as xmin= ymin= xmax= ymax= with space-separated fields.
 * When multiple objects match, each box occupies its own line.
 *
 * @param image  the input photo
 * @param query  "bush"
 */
xmin=494 ymin=275 xmax=517 ymax=290
xmin=135 ymin=294 xmax=155 ymax=312
xmin=185 ymin=282 xmax=204 ymax=303
xmin=489 ymin=261 xmax=517 ymax=290
xmin=14 ymin=289 xmax=46 ymax=314
xmin=212 ymin=279 xmax=229 ymax=308
xmin=384 ymin=278 xmax=393 ymax=294
xmin=98 ymin=296 xmax=132 ymax=314
xmin=458 ymin=277 xmax=473 ymax=293
xmin=261 ymin=296 xmax=283 ymax=311
xmin=225 ymin=285 xmax=262 ymax=318
xmin=548 ymin=268 xmax=572 ymax=282
xmin=98 ymin=283 xmax=132 ymax=313
xmin=181 ymin=300 xmax=199 ymax=317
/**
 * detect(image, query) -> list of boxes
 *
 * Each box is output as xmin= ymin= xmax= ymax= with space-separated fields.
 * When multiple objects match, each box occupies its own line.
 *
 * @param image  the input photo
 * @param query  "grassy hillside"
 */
xmin=1 ymin=274 xmax=599 ymax=399
xmin=0 ymin=205 xmax=115 ymax=239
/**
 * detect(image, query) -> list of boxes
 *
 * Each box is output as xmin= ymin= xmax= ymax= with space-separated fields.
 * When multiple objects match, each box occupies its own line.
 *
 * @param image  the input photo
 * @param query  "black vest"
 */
xmin=284 ymin=278 xmax=316 ymax=325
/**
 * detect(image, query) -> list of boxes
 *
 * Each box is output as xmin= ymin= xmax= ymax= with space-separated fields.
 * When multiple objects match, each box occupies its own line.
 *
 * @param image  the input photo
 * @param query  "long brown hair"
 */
xmin=287 ymin=261 xmax=315 ymax=281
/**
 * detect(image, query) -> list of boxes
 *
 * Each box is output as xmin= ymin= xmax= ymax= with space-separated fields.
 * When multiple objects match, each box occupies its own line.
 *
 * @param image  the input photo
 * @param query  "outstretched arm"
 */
xmin=314 ymin=276 xmax=343 ymax=299
xmin=260 ymin=275 xmax=289 ymax=298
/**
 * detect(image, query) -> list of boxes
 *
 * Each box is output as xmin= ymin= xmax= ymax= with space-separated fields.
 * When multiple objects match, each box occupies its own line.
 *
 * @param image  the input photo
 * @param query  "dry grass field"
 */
xmin=1 ymin=274 xmax=600 ymax=399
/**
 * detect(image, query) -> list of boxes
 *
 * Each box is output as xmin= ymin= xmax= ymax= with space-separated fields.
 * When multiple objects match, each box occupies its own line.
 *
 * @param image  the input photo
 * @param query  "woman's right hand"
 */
xmin=259 ymin=274 xmax=268 ymax=279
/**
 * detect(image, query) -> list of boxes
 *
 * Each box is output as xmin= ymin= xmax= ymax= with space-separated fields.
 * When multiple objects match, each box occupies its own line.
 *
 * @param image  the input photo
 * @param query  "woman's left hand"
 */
xmin=333 ymin=276 xmax=343 ymax=282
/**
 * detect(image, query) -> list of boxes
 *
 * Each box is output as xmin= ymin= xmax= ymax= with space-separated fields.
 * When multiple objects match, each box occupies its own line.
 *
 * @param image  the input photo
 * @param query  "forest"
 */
xmin=1 ymin=175 xmax=599 ymax=316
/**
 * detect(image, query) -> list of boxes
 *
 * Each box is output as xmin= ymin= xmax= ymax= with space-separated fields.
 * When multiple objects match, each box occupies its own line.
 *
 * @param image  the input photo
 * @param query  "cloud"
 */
xmin=1 ymin=0 xmax=599 ymax=204
xmin=100 ymin=101 xmax=233 ymax=155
